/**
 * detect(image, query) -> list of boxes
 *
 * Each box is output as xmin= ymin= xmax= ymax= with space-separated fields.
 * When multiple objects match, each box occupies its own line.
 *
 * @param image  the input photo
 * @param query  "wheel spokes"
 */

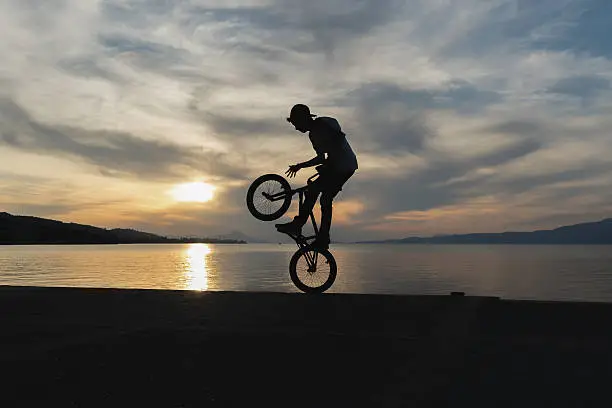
xmin=254 ymin=180 xmax=286 ymax=215
xmin=296 ymin=250 xmax=331 ymax=289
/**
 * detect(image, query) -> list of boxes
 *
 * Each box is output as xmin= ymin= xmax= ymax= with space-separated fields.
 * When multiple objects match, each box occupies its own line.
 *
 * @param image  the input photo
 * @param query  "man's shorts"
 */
xmin=312 ymin=166 xmax=355 ymax=196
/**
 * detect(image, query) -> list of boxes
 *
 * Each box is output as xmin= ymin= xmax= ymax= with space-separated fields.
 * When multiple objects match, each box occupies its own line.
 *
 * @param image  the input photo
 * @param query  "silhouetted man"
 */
xmin=276 ymin=104 xmax=358 ymax=250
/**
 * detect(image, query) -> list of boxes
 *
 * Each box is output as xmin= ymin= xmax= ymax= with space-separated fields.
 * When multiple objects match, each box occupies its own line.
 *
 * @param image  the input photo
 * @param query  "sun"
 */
xmin=171 ymin=182 xmax=216 ymax=203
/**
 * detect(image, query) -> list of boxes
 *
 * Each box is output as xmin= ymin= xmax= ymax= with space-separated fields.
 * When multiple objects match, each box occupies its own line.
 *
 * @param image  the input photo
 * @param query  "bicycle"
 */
xmin=246 ymin=170 xmax=337 ymax=293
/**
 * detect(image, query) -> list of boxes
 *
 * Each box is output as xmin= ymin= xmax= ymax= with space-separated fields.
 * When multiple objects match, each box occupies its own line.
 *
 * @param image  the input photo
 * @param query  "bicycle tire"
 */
xmin=246 ymin=174 xmax=292 ymax=221
xmin=289 ymin=247 xmax=337 ymax=293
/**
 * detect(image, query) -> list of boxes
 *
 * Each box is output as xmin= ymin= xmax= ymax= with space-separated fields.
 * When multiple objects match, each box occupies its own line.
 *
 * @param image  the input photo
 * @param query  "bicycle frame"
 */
xmin=264 ymin=173 xmax=323 ymax=269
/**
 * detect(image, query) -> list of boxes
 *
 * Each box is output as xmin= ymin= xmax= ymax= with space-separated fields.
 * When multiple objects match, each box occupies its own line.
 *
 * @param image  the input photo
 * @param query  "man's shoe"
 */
xmin=275 ymin=221 xmax=302 ymax=235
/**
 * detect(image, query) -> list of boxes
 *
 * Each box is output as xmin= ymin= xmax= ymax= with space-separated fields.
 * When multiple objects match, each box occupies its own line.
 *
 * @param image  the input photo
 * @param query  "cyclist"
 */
xmin=275 ymin=104 xmax=358 ymax=250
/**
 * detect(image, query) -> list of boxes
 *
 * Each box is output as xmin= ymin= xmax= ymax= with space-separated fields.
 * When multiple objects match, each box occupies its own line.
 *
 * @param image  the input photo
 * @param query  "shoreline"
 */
xmin=0 ymin=241 xmax=247 ymax=246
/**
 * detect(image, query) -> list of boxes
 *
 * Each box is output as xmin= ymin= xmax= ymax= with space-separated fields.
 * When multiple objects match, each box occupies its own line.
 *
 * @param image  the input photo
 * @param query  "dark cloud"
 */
xmin=229 ymin=43 xmax=288 ymax=62
xmin=348 ymin=80 xmax=502 ymax=114
xmin=477 ymin=138 xmax=542 ymax=168
xmin=546 ymin=75 xmax=611 ymax=99
xmin=95 ymin=31 xmax=281 ymax=86
xmin=328 ymin=114 xmax=558 ymax=235
xmin=56 ymin=57 xmax=125 ymax=83
xmin=277 ymin=0 xmax=406 ymax=56
xmin=0 ymin=98 xmax=247 ymax=181
xmin=188 ymin=0 xmax=406 ymax=57
xmin=97 ymin=33 xmax=205 ymax=80
xmin=491 ymin=163 xmax=612 ymax=197
xmin=440 ymin=80 xmax=503 ymax=113
xmin=365 ymin=113 xmax=609 ymax=217
xmin=354 ymin=107 xmax=432 ymax=153
xmin=1 ymin=130 xmax=20 ymax=146
xmin=342 ymin=81 xmax=502 ymax=153
xmin=485 ymin=120 xmax=545 ymax=136
xmin=475 ymin=120 xmax=545 ymax=168
xmin=307 ymin=83 xmax=520 ymax=222
xmin=202 ymin=112 xmax=288 ymax=138
xmin=99 ymin=34 xmax=188 ymax=61
xmin=341 ymin=135 xmax=543 ymax=225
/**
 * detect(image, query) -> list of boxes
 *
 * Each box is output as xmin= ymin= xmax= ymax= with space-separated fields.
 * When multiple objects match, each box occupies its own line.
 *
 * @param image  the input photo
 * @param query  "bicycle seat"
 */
xmin=307 ymin=173 xmax=320 ymax=184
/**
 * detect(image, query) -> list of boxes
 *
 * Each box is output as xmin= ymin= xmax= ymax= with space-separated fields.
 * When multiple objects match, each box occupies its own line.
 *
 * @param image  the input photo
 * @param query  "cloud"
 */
xmin=438 ymin=1 xmax=576 ymax=58
xmin=202 ymin=112 xmax=288 ymax=138
xmin=351 ymin=137 xmax=539 ymax=216
xmin=2 ymin=0 xmax=612 ymax=241
xmin=546 ymin=75 xmax=611 ymax=104
xmin=341 ymin=80 xmax=502 ymax=154
xmin=56 ymin=56 xmax=126 ymax=83
xmin=333 ymin=111 xmax=612 ymax=237
xmin=347 ymin=80 xmax=502 ymax=114
xmin=0 ymin=172 xmax=132 ymax=221
xmin=484 ymin=119 xmax=545 ymax=135
xmin=191 ymin=0 xmax=406 ymax=57
xmin=0 ymin=98 xmax=246 ymax=182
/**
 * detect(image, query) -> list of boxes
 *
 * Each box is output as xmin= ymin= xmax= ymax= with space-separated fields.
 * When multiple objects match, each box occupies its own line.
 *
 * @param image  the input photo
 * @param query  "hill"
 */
xmin=0 ymin=212 xmax=246 ymax=245
xmin=359 ymin=218 xmax=612 ymax=245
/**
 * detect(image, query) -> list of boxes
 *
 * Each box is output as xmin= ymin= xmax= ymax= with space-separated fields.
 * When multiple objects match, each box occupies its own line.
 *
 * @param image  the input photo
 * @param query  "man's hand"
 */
xmin=285 ymin=164 xmax=301 ymax=178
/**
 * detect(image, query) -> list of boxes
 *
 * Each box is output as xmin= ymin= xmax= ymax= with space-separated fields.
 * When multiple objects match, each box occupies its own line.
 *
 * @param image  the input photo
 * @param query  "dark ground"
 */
xmin=1 ymin=286 xmax=611 ymax=407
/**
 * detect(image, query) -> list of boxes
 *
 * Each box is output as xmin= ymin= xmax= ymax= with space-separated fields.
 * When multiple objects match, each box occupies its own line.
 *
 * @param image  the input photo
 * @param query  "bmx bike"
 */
xmin=246 ymin=170 xmax=337 ymax=293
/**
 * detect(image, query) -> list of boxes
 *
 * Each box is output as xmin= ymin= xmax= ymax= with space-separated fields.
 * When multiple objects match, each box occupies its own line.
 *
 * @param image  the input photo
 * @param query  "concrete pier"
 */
xmin=1 ymin=286 xmax=611 ymax=407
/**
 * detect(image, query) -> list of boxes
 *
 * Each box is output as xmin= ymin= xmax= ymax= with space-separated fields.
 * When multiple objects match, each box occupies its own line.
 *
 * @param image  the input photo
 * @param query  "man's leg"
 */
xmin=318 ymin=191 xmax=335 ymax=245
xmin=315 ymin=171 xmax=354 ymax=249
xmin=294 ymin=186 xmax=321 ymax=226
xmin=275 ymin=179 xmax=322 ymax=234
xmin=315 ymin=173 xmax=353 ymax=249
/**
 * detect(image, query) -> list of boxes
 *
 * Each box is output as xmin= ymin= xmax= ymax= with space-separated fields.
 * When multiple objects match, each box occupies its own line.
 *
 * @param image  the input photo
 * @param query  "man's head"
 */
xmin=287 ymin=104 xmax=316 ymax=133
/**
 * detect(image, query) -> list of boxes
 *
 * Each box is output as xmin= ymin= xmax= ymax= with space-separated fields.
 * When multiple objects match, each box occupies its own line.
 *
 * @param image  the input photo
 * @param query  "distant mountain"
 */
xmin=215 ymin=230 xmax=269 ymax=243
xmin=0 ymin=212 xmax=246 ymax=245
xmin=359 ymin=218 xmax=612 ymax=245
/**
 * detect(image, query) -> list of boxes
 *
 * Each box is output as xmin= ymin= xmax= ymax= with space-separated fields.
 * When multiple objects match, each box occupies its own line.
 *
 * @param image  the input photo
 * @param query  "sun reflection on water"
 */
xmin=184 ymin=243 xmax=212 ymax=291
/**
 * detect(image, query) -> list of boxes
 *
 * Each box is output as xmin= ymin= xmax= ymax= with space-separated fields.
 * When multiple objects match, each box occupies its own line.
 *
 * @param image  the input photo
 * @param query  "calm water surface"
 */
xmin=1 ymin=243 xmax=612 ymax=302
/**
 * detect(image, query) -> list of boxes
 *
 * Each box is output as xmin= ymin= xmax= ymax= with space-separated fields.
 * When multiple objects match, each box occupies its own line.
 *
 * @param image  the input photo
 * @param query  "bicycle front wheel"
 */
xmin=246 ymin=174 xmax=292 ymax=221
xmin=289 ymin=247 xmax=337 ymax=293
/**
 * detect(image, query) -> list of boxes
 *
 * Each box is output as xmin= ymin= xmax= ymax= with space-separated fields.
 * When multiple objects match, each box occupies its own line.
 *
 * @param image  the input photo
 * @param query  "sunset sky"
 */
xmin=1 ymin=0 xmax=611 ymax=242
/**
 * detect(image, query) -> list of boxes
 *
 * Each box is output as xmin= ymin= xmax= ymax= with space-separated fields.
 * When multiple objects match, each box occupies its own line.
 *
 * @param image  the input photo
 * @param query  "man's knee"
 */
xmin=320 ymin=194 xmax=334 ymax=209
xmin=305 ymin=188 xmax=321 ymax=202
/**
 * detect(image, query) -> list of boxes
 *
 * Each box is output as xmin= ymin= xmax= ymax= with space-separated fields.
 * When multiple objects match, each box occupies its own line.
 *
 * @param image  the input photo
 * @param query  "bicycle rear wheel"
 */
xmin=289 ymin=247 xmax=337 ymax=293
xmin=246 ymin=174 xmax=292 ymax=221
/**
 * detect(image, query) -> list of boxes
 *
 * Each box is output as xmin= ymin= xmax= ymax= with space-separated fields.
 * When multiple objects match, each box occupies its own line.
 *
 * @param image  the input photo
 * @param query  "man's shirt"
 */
xmin=309 ymin=117 xmax=358 ymax=173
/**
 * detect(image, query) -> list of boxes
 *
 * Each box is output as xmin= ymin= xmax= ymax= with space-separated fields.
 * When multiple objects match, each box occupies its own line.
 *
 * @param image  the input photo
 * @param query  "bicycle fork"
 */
xmin=297 ymin=189 xmax=319 ymax=237
xmin=296 ymin=190 xmax=320 ymax=272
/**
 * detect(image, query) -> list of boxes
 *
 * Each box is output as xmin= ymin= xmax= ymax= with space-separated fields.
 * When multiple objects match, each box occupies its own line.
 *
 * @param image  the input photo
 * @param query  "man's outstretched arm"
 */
xmin=299 ymin=153 xmax=326 ymax=168
xmin=286 ymin=153 xmax=325 ymax=178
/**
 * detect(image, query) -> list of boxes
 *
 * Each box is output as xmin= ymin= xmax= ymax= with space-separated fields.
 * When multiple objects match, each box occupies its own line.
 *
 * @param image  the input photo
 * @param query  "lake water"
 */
xmin=1 ymin=243 xmax=612 ymax=302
